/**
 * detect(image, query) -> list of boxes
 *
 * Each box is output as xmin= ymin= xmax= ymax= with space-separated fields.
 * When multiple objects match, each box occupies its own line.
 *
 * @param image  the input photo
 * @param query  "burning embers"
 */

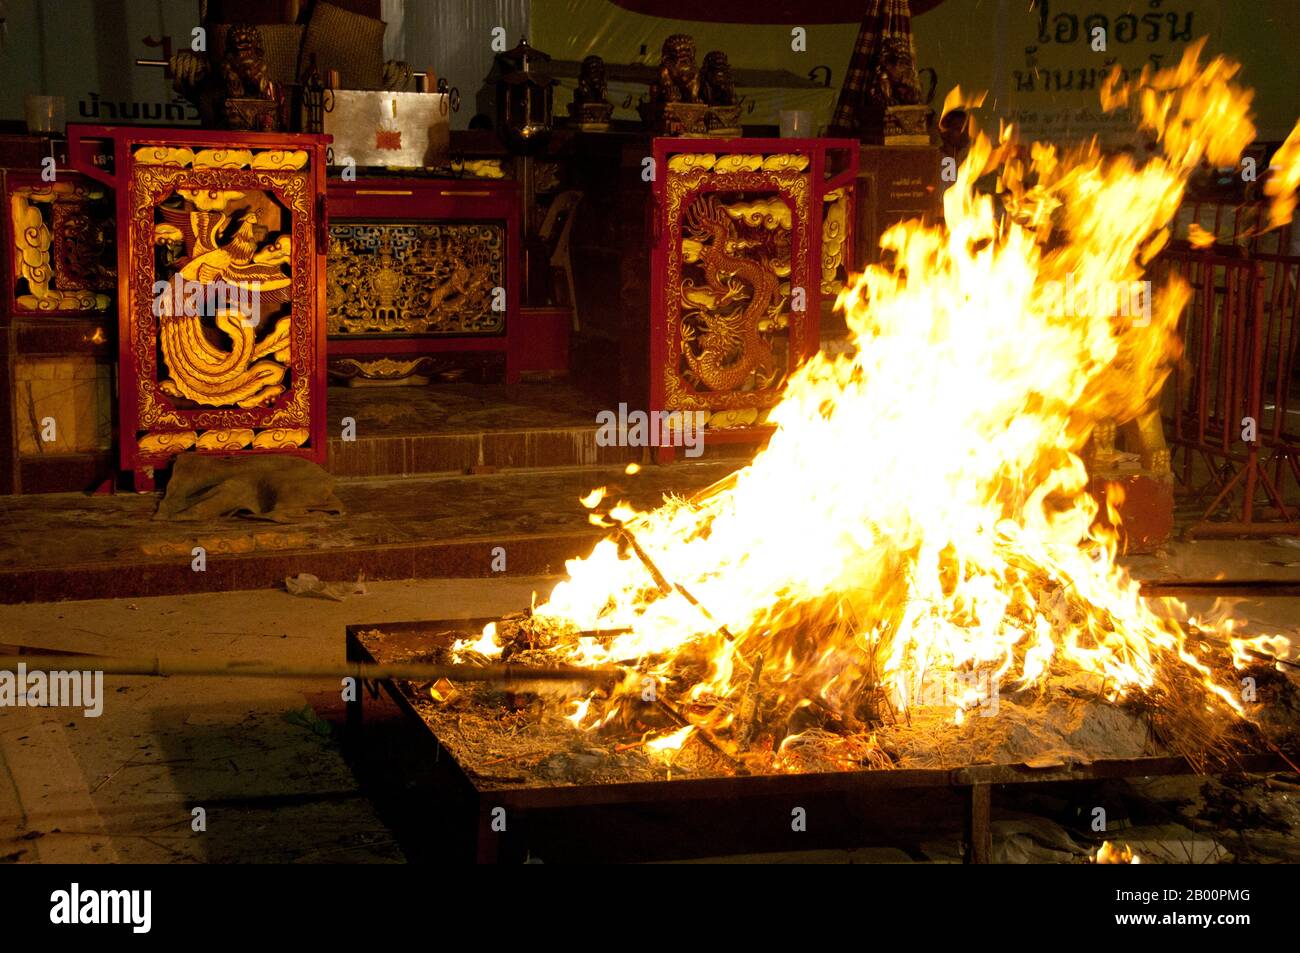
xmin=446 ymin=43 xmax=1300 ymax=778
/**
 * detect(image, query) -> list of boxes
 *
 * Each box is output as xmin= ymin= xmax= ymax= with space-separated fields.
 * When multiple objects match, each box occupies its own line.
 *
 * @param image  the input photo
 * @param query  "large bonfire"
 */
xmin=457 ymin=43 xmax=1300 ymax=773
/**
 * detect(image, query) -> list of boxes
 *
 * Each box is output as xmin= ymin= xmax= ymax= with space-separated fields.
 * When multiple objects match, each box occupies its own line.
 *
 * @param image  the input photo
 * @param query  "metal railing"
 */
xmin=1151 ymin=245 xmax=1300 ymax=534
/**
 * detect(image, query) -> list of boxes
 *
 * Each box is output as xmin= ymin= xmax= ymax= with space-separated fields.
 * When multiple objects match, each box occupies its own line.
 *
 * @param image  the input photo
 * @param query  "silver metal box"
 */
xmin=322 ymin=90 xmax=451 ymax=169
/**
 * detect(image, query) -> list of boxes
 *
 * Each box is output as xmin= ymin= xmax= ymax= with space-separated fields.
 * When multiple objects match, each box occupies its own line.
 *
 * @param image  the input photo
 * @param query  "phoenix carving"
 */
xmin=152 ymin=192 xmax=294 ymax=407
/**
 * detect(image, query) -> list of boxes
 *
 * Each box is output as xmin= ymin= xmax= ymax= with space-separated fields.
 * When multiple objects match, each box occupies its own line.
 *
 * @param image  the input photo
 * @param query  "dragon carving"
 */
xmin=680 ymin=195 xmax=779 ymax=392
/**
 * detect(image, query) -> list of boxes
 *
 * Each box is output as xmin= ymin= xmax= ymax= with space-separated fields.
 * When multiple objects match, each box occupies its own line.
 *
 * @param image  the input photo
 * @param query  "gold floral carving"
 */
xmin=667 ymin=154 xmax=716 ymax=174
xmin=193 ymin=149 xmax=254 ymax=169
xmin=713 ymin=154 xmax=762 ymax=173
xmin=723 ymin=197 xmax=793 ymax=231
xmin=706 ymin=408 xmax=759 ymax=429
xmin=337 ymin=357 xmax=426 ymax=378
xmin=10 ymin=183 xmax=112 ymax=311
xmin=821 ymin=187 xmax=848 ymax=294
xmin=130 ymin=147 xmax=308 ymax=171
xmin=249 ymin=151 xmax=310 ymax=170
xmin=760 ymin=154 xmax=811 ymax=172
xmin=450 ymin=159 xmax=506 ymax=179
xmin=132 ymin=146 xmax=196 ymax=167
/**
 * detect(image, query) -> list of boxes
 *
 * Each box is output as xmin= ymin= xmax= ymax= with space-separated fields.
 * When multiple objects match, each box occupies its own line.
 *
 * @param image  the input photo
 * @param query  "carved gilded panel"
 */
xmin=662 ymin=166 xmax=810 ymax=416
xmin=326 ymin=222 xmax=505 ymax=336
xmin=8 ymin=179 xmax=114 ymax=312
xmin=66 ymin=126 xmax=329 ymax=487
xmin=128 ymin=160 xmax=315 ymax=447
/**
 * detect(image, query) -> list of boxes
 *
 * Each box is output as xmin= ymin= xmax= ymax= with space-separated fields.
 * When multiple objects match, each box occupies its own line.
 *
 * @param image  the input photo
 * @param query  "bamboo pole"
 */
xmin=0 ymin=656 xmax=621 ymax=684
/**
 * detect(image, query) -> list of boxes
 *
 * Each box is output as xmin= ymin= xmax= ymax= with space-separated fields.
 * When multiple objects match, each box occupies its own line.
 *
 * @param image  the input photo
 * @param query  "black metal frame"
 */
xmin=345 ymin=620 xmax=1294 ymax=864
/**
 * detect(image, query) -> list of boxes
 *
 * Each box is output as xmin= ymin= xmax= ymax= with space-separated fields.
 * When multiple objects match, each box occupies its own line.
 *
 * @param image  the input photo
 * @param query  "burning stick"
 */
xmin=613 ymin=520 xmax=735 ymax=641
xmin=652 ymin=696 xmax=744 ymax=772
xmin=736 ymin=652 xmax=765 ymax=750
xmin=1183 ymin=628 xmax=1300 ymax=672
xmin=687 ymin=469 xmax=739 ymax=505
xmin=671 ymin=583 xmax=736 ymax=642
xmin=576 ymin=627 xmax=632 ymax=642
xmin=613 ymin=522 xmax=671 ymax=594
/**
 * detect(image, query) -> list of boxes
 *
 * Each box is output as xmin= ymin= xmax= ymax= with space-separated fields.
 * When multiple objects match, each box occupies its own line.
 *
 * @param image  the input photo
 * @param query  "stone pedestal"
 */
xmin=883 ymin=104 xmax=933 ymax=145
xmin=705 ymin=104 xmax=743 ymax=137
xmin=568 ymin=100 xmax=613 ymax=132
xmin=224 ymin=96 xmax=284 ymax=132
xmin=638 ymin=102 xmax=709 ymax=137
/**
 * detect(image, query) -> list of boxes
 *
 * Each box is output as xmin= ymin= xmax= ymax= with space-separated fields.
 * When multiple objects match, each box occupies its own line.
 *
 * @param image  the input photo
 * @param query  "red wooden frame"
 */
xmin=67 ymin=124 xmax=331 ymax=491
xmin=326 ymin=177 xmax=523 ymax=382
xmin=650 ymin=137 xmax=858 ymax=463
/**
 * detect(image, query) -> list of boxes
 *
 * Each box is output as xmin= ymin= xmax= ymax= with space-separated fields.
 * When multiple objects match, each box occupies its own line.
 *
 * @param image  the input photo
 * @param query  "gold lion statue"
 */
xmin=651 ymin=34 xmax=702 ymax=104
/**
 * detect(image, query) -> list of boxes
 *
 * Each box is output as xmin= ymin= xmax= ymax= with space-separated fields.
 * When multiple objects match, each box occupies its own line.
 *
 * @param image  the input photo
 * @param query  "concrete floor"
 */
xmin=0 ymin=577 xmax=552 ymax=863
xmin=2 ymin=538 xmax=1298 ymax=864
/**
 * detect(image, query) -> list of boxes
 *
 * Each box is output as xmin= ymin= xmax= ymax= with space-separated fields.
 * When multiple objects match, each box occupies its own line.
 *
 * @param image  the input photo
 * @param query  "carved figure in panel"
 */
xmin=326 ymin=223 xmax=505 ymax=336
xmin=152 ymin=188 xmax=294 ymax=408
xmin=52 ymin=201 xmax=117 ymax=292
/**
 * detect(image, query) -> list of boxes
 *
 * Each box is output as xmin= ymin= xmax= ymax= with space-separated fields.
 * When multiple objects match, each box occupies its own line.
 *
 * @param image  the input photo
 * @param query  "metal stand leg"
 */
xmin=475 ymin=805 xmax=501 ymax=864
xmin=963 ymin=784 xmax=992 ymax=864
xmin=345 ymin=682 xmax=363 ymax=735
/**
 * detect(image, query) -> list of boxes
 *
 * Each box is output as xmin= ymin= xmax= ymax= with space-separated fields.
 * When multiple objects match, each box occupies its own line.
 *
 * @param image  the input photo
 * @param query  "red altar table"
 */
xmin=324 ymin=177 xmax=523 ymax=383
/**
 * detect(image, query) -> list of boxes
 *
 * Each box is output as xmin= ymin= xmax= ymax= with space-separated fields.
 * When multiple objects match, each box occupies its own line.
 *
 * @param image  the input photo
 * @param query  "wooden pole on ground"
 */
xmin=0 ymin=656 xmax=621 ymax=684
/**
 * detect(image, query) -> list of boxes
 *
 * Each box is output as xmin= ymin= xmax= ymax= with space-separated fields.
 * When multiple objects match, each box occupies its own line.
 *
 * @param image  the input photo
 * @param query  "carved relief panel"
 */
xmin=6 ymin=172 xmax=115 ymax=313
xmin=67 ymin=127 xmax=330 ymax=489
xmin=650 ymin=139 xmax=858 ymax=456
xmin=326 ymin=222 xmax=505 ymax=336
xmin=324 ymin=179 xmax=523 ymax=384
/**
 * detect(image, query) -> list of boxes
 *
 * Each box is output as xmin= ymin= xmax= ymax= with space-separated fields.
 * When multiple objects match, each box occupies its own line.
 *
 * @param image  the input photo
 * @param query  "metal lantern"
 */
xmin=496 ymin=38 xmax=555 ymax=154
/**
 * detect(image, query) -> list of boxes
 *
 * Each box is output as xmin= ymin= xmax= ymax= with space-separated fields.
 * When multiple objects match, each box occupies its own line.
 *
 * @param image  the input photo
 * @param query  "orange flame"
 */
xmin=1095 ymin=840 xmax=1140 ymax=864
xmin=473 ymin=43 xmax=1295 ymax=759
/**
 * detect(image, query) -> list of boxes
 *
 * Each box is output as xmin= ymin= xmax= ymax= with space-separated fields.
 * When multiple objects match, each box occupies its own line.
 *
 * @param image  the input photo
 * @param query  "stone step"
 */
xmin=0 ymin=460 xmax=739 ymax=603
xmin=327 ymin=426 xmax=635 ymax=478
xmin=325 ymin=382 xmax=756 ymax=478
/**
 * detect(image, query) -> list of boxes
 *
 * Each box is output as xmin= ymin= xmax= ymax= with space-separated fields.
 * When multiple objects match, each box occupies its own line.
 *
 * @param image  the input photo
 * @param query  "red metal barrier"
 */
xmin=1175 ymin=199 xmax=1295 ymax=257
xmin=1153 ymin=247 xmax=1300 ymax=535
xmin=1258 ymin=252 xmax=1300 ymax=521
